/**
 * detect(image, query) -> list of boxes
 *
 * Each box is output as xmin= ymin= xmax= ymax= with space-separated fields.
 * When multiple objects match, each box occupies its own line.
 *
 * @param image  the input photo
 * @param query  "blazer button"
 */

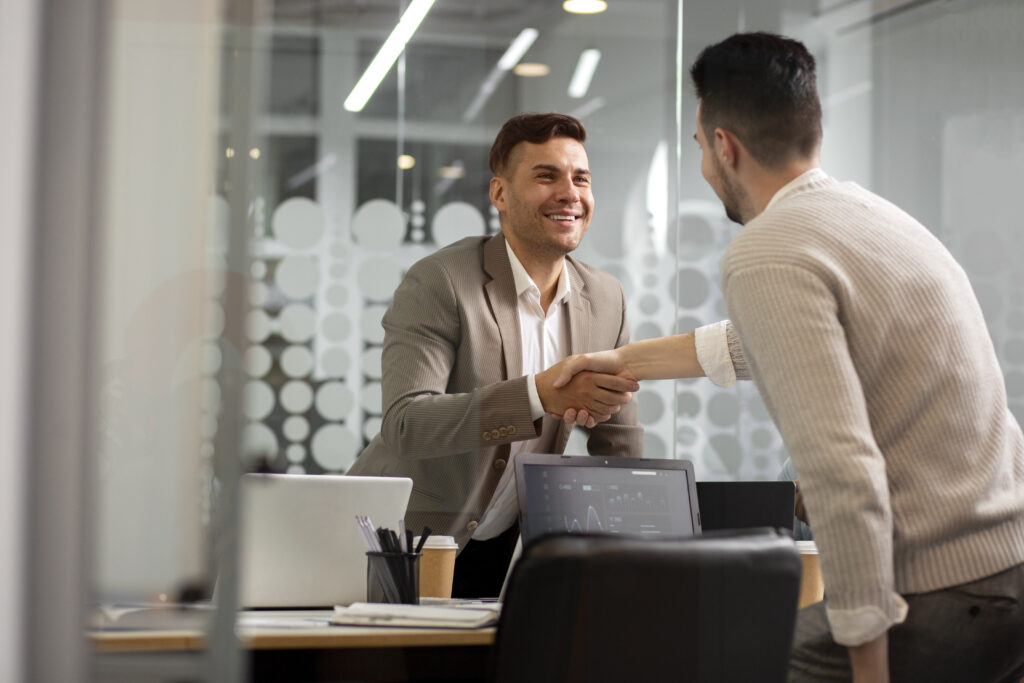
xmin=490 ymin=429 xmax=501 ymax=440
xmin=508 ymin=425 xmax=516 ymax=435
xmin=466 ymin=520 xmax=479 ymax=531
xmin=494 ymin=459 xmax=507 ymax=471
xmin=482 ymin=431 xmax=491 ymax=441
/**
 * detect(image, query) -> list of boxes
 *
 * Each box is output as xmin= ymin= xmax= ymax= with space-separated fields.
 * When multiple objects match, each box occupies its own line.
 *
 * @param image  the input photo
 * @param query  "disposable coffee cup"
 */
xmin=796 ymin=540 xmax=824 ymax=608
xmin=415 ymin=535 xmax=459 ymax=599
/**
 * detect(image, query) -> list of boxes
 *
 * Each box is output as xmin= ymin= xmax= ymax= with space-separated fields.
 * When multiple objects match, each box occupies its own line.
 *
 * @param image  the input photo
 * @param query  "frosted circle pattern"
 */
xmin=200 ymin=379 xmax=221 ymax=411
xmin=286 ymin=444 xmax=306 ymax=463
xmin=357 ymin=258 xmax=402 ymax=302
xmin=279 ymin=303 xmax=316 ymax=343
xmin=638 ymin=390 xmax=665 ymax=424
xmin=280 ymin=345 xmax=313 ymax=378
xmin=275 ymin=255 xmax=319 ymax=300
xmin=242 ymin=422 xmax=278 ymax=459
xmin=709 ymin=434 xmax=743 ymax=475
xmin=363 ymin=416 xmax=383 ymax=441
xmin=748 ymin=394 xmax=772 ymax=421
xmin=360 ymin=382 xmax=382 ymax=414
xmin=599 ymin=265 xmax=634 ymax=299
xmin=671 ymin=269 xmax=711 ymax=309
xmin=245 ymin=345 xmax=273 ymax=377
xmin=315 ymin=382 xmax=354 ymax=421
xmin=360 ymin=306 xmax=388 ymax=344
xmin=633 ymin=321 xmax=664 ymax=341
xmin=707 ymin=393 xmax=740 ymax=427
xmin=206 ymin=303 xmax=226 ymax=338
xmin=639 ymin=294 xmax=661 ymax=315
xmin=207 ymin=195 xmax=230 ymax=252
xmin=311 ymin=424 xmax=360 ymax=471
xmin=752 ymin=428 xmax=775 ymax=449
xmin=675 ymin=214 xmax=715 ymax=262
xmin=251 ymin=260 xmax=267 ymax=280
xmin=642 ymin=432 xmax=667 ymax=459
xmin=361 ymin=347 xmax=383 ymax=380
xmin=249 ymin=281 xmax=269 ymax=306
xmin=321 ymin=347 xmax=351 ymax=377
xmin=287 ymin=464 xmax=306 ymax=474
xmin=200 ymin=415 xmax=218 ymax=440
xmin=202 ymin=342 xmax=222 ymax=374
xmin=247 ymin=309 xmax=272 ymax=342
xmin=283 ymin=416 xmax=310 ymax=442
xmin=330 ymin=242 xmax=348 ymax=260
xmin=273 ymin=197 xmax=325 ymax=249
xmin=676 ymin=424 xmax=699 ymax=447
xmin=244 ymin=381 xmax=275 ymax=420
xmin=643 ymin=274 xmax=658 ymax=288
xmin=322 ymin=312 xmax=352 ymax=342
xmin=280 ymin=380 xmax=314 ymax=413
xmin=677 ymin=391 xmax=702 ymax=417
xmin=352 ymin=199 xmax=405 ymax=250
xmin=326 ymin=284 xmax=348 ymax=307
xmin=754 ymin=455 xmax=771 ymax=471
xmin=432 ymin=202 xmax=485 ymax=247
xmin=715 ymin=297 xmax=729 ymax=319
xmin=329 ymin=263 xmax=347 ymax=279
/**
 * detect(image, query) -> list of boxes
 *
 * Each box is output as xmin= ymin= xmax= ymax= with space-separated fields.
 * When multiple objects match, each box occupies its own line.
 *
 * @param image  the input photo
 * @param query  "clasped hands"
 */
xmin=535 ymin=349 xmax=633 ymax=429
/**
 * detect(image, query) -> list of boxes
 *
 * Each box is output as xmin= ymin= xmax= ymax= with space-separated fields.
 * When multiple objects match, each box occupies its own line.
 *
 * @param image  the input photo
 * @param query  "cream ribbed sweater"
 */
xmin=721 ymin=170 xmax=1024 ymax=644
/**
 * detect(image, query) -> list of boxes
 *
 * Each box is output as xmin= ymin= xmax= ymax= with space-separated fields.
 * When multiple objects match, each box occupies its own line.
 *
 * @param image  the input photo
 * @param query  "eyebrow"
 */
xmin=531 ymin=163 xmax=591 ymax=176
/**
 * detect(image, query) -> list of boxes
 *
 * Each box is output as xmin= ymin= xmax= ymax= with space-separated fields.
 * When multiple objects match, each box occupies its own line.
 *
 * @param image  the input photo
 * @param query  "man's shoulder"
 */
xmin=406 ymin=236 xmax=489 ymax=280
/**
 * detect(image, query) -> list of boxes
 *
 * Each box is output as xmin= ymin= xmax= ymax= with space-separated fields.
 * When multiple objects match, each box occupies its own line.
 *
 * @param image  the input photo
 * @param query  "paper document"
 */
xmin=331 ymin=602 xmax=500 ymax=629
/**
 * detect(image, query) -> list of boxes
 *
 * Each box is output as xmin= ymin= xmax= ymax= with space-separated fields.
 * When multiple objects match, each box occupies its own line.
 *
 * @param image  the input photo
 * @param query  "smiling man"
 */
xmin=349 ymin=112 xmax=738 ymax=597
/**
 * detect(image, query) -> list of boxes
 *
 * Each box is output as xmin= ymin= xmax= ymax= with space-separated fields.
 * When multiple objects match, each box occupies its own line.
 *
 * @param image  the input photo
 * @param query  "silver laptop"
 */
xmin=238 ymin=473 xmax=412 ymax=608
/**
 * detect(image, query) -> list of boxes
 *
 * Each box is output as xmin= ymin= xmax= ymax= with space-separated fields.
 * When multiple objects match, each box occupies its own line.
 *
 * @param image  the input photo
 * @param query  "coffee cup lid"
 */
xmin=415 ymin=535 xmax=459 ymax=550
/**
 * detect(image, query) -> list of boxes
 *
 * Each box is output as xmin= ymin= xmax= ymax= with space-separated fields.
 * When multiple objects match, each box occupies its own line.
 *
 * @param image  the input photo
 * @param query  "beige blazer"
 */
xmin=348 ymin=234 xmax=642 ymax=550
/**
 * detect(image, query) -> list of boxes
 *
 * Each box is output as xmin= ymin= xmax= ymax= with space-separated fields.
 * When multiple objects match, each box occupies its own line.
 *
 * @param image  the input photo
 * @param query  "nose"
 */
xmin=555 ymin=176 xmax=581 ymax=203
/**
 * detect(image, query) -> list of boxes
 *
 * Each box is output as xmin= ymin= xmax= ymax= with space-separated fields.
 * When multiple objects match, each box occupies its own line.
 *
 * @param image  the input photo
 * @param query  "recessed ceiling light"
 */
xmin=397 ymin=154 xmax=416 ymax=170
xmin=563 ymin=0 xmax=607 ymax=14
xmin=514 ymin=62 xmax=550 ymax=77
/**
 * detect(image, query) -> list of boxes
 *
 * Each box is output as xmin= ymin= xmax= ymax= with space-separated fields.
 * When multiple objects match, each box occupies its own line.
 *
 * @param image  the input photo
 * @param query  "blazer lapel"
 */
xmin=483 ymin=234 xmax=521 ymax=381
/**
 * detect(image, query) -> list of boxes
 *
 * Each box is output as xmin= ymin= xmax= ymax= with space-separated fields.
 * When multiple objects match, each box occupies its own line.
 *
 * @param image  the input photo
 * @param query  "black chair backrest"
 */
xmin=491 ymin=528 xmax=801 ymax=683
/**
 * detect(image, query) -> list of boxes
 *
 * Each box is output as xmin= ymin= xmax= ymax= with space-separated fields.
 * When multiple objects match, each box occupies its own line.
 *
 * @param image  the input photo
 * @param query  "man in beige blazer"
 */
xmin=348 ymin=113 xmax=643 ymax=596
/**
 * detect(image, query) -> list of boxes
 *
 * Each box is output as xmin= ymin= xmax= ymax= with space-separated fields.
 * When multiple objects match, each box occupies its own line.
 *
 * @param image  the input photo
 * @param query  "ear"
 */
xmin=714 ymin=128 xmax=742 ymax=170
xmin=489 ymin=176 xmax=506 ymax=212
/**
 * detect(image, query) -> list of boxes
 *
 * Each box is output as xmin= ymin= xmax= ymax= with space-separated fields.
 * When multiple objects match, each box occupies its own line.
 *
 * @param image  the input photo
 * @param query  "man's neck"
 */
xmin=748 ymin=158 xmax=820 ymax=218
xmin=506 ymin=239 xmax=564 ymax=312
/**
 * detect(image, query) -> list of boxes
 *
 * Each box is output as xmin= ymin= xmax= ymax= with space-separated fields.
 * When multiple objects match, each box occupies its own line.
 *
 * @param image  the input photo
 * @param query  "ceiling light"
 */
xmin=514 ymin=63 xmax=550 ymax=77
xmin=249 ymin=148 xmax=261 ymax=160
xmin=563 ymin=0 xmax=607 ymax=14
xmin=498 ymin=28 xmax=539 ymax=70
xmin=462 ymin=28 xmax=540 ymax=122
xmin=438 ymin=162 xmax=465 ymax=179
xmin=568 ymin=49 xmax=601 ymax=98
xmin=397 ymin=155 xmax=416 ymax=170
xmin=343 ymin=0 xmax=436 ymax=112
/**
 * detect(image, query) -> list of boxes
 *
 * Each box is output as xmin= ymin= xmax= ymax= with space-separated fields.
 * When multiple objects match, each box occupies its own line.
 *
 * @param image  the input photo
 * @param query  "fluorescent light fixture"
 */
xmin=568 ymin=96 xmax=606 ymax=119
xmin=513 ymin=62 xmax=550 ymax=77
xmin=564 ymin=0 xmax=607 ymax=14
xmin=462 ymin=28 xmax=539 ymax=122
xmin=344 ymin=0 xmax=436 ymax=112
xmin=568 ymin=49 xmax=601 ymax=98
xmin=498 ymin=28 xmax=539 ymax=70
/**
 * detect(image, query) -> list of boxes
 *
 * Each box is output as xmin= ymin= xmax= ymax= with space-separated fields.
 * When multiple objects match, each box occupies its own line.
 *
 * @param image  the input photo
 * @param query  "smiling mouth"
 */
xmin=547 ymin=214 xmax=580 ymax=222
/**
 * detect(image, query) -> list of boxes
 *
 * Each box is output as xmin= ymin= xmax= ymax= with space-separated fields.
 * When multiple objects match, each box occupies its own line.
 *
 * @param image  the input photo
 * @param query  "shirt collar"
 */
xmin=764 ymin=167 xmax=830 ymax=213
xmin=505 ymin=239 xmax=572 ymax=304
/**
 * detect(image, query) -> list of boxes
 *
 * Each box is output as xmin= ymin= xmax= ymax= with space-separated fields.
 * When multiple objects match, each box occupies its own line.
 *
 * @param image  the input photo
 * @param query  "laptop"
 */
xmin=514 ymin=454 xmax=702 ymax=547
xmin=695 ymin=481 xmax=795 ymax=533
xmin=238 ymin=473 xmax=412 ymax=608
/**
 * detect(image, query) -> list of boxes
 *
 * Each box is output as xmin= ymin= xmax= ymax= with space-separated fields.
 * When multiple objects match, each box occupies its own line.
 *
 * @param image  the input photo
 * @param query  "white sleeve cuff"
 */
xmin=527 ymin=374 xmax=545 ymax=421
xmin=695 ymin=320 xmax=737 ymax=387
xmin=825 ymin=594 xmax=908 ymax=646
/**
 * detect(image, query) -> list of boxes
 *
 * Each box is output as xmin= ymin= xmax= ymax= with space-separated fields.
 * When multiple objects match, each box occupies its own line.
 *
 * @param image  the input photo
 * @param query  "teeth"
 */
xmin=549 ymin=215 xmax=576 ymax=221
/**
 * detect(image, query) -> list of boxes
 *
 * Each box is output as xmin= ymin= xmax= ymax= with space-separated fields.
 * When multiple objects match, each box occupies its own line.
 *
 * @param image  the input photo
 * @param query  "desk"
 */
xmin=92 ymin=611 xmax=495 ymax=682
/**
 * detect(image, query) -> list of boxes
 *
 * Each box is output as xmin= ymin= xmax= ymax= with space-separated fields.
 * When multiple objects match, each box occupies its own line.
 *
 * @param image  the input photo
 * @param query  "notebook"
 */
xmin=514 ymin=454 xmax=702 ymax=546
xmin=695 ymin=481 xmax=795 ymax=533
xmin=238 ymin=473 xmax=412 ymax=608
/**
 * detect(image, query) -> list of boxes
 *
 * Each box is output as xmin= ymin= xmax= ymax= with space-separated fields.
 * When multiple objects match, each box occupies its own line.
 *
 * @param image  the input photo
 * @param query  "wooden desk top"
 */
xmin=91 ymin=610 xmax=496 ymax=653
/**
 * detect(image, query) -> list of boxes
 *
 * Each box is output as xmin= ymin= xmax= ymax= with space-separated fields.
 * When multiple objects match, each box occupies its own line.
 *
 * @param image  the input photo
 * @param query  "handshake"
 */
xmin=535 ymin=348 xmax=633 ymax=429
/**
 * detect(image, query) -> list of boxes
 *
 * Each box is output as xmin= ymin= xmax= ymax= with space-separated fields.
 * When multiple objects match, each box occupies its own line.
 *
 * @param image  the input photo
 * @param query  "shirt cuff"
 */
xmin=695 ymin=320 xmax=736 ymax=387
xmin=825 ymin=595 xmax=908 ymax=646
xmin=527 ymin=374 xmax=545 ymax=421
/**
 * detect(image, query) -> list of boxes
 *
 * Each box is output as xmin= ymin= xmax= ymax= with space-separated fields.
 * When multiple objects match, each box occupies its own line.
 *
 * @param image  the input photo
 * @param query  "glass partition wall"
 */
xmin=81 ymin=0 xmax=1024 ymax=677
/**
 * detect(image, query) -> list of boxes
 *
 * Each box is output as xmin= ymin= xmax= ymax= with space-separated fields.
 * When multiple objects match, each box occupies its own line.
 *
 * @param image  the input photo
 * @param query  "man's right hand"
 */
xmin=535 ymin=363 xmax=637 ymax=428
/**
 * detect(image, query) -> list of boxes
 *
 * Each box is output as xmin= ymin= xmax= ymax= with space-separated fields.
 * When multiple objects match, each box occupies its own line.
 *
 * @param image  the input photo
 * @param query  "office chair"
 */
xmin=490 ymin=528 xmax=801 ymax=683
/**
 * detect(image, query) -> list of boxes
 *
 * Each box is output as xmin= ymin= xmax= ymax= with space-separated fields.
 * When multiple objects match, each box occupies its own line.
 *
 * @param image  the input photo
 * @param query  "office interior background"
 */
xmin=2 ymin=0 xmax=1023 ymax=680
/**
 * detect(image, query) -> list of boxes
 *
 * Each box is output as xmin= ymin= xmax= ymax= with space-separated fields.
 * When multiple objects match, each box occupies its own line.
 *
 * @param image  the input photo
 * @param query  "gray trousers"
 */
xmin=788 ymin=562 xmax=1024 ymax=683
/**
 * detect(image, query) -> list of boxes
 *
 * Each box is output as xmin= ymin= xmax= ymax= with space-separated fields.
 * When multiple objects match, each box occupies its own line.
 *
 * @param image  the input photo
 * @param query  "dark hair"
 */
xmin=690 ymin=32 xmax=822 ymax=168
xmin=488 ymin=112 xmax=587 ymax=175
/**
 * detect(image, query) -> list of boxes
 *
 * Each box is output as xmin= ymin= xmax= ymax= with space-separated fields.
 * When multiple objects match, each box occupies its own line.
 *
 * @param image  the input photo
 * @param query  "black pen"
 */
xmin=414 ymin=526 xmax=431 ymax=554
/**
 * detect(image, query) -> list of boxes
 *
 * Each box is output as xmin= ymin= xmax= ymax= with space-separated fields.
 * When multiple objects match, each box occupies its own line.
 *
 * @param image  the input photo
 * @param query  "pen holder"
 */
xmin=366 ymin=551 xmax=421 ymax=604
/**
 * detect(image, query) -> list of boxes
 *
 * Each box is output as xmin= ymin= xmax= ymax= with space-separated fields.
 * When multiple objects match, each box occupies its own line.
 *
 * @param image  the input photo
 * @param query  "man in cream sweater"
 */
xmin=554 ymin=32 xmax=1024 ymax=682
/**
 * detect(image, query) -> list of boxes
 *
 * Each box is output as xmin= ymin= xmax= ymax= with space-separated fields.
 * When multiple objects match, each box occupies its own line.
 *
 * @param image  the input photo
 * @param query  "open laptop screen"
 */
xmin=515 ymin=454 xmax=701 ymax=546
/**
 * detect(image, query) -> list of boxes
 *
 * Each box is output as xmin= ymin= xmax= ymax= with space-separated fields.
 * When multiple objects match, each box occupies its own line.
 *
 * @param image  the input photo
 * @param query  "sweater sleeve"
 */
xmin=723 ymin=261 xmax=907 ymax=645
